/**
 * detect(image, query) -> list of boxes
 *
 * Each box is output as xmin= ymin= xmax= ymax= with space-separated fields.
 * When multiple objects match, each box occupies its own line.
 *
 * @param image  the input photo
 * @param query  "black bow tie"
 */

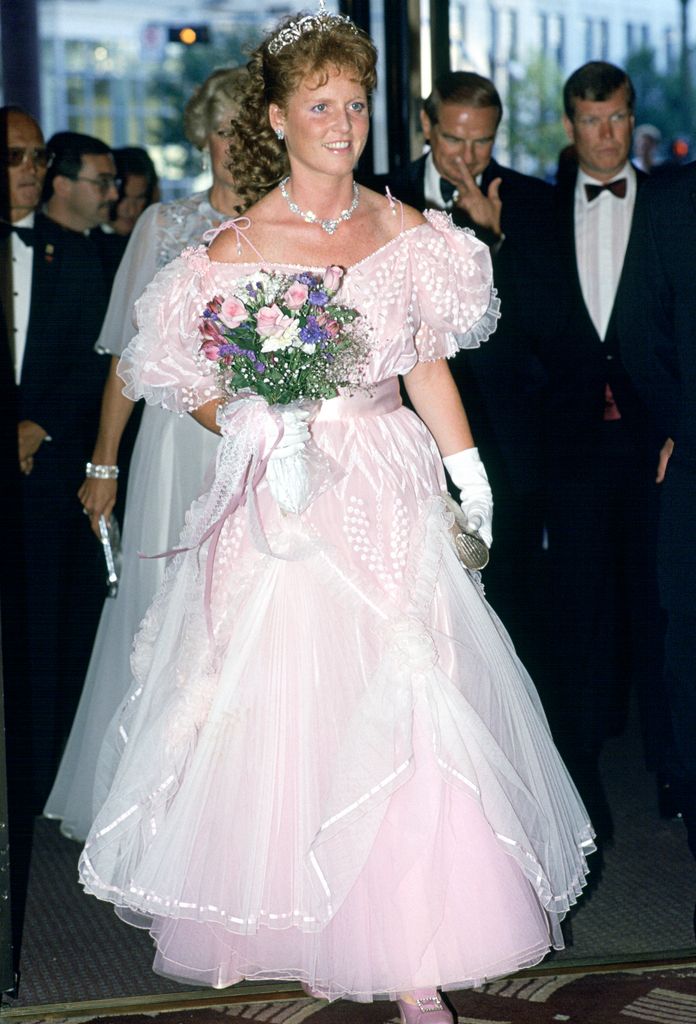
xmin=440 ymin=177 xmax=457 ymax=205
xmin=584 ymin=178 xmax=627 ymax=202
xmin=4 ymin=223 xmax=34 ymax=245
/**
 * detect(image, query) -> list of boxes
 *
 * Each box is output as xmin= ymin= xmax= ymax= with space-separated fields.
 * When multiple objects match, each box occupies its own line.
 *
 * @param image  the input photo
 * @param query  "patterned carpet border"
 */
xmin=3 ymin=962 xmax=696 ymax=1024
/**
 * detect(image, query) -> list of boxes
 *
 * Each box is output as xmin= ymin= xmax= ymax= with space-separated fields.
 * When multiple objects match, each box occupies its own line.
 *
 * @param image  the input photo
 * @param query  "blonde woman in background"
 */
xmin=44 ymin=67 xmax=248 ymax=841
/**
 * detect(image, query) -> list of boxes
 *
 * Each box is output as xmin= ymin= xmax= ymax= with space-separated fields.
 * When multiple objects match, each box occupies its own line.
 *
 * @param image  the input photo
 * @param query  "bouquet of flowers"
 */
xmin=199 ymin=265 xmax=368 ymax=404
xmin=199 ymin=266 xmax=369 ymax=513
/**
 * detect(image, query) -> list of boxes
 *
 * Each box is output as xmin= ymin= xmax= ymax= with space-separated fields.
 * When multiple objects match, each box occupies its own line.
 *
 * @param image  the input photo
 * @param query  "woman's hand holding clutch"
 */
xmin=443 ymin=447 xmax=493 ymax=548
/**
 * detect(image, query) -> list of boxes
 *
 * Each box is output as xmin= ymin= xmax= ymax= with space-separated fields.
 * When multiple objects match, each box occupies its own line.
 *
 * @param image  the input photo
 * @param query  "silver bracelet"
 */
xmin=85 ymin=462 xmax=119 ymax=479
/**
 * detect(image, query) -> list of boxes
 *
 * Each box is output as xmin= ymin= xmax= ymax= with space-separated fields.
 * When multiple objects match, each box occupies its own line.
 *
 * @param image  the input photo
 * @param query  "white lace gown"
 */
xmin=79 ymin=212 xmax=594 ymax=1000
xmin=44 ymin=193 xmax=224 ymax=840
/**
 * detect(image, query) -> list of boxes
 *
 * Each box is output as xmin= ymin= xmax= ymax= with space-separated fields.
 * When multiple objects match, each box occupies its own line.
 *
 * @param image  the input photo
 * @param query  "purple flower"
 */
xmin=309 ymin=289 xmax=329 ymax=307
xmin=219 ymin=343 xmax=243 ymax=357
xmin=300 ymin=315 xmax=328 ymax=345
xmin=297 ymin=272 xmax=318 ymax=286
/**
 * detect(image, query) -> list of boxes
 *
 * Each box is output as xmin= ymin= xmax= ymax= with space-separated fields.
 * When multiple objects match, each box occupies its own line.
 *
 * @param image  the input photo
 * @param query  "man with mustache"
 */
xmin=397 ymin=72 xmax=558 ymax=670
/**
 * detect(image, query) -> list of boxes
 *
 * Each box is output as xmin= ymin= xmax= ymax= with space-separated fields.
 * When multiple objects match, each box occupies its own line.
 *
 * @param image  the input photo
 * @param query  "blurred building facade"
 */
xmin=0 ymin=0 xmax=692 ymax=189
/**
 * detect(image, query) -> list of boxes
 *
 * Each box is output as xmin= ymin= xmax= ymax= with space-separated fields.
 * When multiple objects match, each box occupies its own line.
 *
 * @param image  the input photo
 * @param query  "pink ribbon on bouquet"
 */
xmin=140 ymin=395 xmax=284 ymax=647
xmin=141 ymin=395 xmax=340 ymax=650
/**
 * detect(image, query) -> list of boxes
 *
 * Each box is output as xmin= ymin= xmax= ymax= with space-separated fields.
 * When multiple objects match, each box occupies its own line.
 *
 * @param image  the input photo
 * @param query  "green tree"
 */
xmin=506 ymin=52 xmax=567 ymax=177
xmin=625 ymin=47 xmax=692 ymax=144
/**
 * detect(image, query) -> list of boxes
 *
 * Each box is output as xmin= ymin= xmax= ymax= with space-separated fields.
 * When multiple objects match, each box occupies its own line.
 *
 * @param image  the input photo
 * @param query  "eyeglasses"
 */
xmin=575 ymin=111 xmax=631 ymax=130
xmin=73 ymin=175 xmax=121 ymax=194
xmin=6 ymin=146 xmax=54 ymax=168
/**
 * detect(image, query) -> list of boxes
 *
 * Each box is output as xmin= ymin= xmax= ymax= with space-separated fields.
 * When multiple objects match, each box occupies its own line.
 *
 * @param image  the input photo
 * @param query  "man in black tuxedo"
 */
xmin=399 ymin=71 xmax=559 ymax=666
xmin=6 ymin=126 xmax=118 ymax=810
xmin=546 ymin=63 xmax=666 ymax=836
xmin=617 ymin=165 xmax=696 ymax=866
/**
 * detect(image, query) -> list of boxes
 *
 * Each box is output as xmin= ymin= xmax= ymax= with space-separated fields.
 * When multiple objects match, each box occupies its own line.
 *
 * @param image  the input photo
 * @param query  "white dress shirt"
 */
xmin=10 ymin=211 xmax=35 ymax=384
xmin=574 ymin=162 xmax=636 ymax=341
xmin=423 ymin=152 xmax=453 ymax=209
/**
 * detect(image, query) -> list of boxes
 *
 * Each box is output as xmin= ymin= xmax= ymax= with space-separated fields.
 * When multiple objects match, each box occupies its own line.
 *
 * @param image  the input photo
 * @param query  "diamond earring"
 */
xmin=275 ymin=128 xmax=285 ymax=141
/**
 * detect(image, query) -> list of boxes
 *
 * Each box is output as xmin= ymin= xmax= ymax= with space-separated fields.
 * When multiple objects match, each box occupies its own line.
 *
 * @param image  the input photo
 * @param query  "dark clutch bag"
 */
xmin=444 ymin=494 xmax=490 ymax=571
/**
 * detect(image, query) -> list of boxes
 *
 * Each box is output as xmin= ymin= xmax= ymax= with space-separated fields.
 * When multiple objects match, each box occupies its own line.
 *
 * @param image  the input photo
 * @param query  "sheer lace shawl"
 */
xmin=95 ymin=192 xmax=224 ymax=358
xmin=117 ymin=210 xmax=500 ymax=414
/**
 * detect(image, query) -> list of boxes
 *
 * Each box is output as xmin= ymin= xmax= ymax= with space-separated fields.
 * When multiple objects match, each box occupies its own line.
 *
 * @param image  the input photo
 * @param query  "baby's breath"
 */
xmin=199 ymin=269 xmax=370 ymax=406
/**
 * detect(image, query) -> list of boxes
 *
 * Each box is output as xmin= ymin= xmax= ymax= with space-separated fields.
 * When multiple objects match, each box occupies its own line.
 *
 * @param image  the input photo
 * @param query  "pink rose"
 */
xmin=323 ymin=265 xmax=344 ymax=293
xmin=283 ymin=280 xmax=309 ymax=310
xmin=219 ymin=296 xmax=247 ymax=329
xmin=255 ymin=303 xmax=295 ymax=337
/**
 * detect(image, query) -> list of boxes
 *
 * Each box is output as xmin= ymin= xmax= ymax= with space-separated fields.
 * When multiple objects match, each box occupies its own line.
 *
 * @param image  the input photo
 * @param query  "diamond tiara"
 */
xmin=267 ymin=1 xmax=358 ymax=56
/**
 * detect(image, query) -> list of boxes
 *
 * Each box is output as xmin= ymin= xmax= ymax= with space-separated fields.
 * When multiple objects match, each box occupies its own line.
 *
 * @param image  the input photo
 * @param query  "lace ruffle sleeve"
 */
xmin=117 ymin=248 xmax=220 ymax=414
xmin=410 ymin=209 xmax=501 ymax=361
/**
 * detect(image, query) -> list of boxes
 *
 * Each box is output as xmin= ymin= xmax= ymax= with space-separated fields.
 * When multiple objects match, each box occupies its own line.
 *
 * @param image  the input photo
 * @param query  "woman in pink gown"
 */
xmin=79 ymin=10 xmax=594 ymax=1022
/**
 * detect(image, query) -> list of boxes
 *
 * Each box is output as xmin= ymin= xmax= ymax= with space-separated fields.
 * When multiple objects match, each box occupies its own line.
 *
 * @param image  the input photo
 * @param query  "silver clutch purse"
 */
xmin=98 ymin=514 xmax=122 ymax=597
xmin=444 ymin=494 xmax=490 ymax=571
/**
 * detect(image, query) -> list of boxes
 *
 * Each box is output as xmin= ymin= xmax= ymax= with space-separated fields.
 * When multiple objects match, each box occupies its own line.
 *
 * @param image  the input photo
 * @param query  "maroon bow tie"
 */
xmin=584 ymin=178 xmax=627 ymax=201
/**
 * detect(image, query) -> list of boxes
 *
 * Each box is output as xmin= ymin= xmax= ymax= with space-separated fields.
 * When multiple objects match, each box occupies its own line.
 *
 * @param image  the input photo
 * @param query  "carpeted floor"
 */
xmin=6 ymin=964 xmax=696 ymax=1024
xmin=2 ymin=703 xmax=695 ymax=1017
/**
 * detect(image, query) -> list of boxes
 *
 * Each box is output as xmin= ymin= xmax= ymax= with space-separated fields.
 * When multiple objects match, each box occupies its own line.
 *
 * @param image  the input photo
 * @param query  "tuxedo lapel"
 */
xmin=557 ymin=171 xmax=602 ymax=345
xmin=22 ymin=215 xmax=65 ymax=386
xmin=406 ymin=154 xmax=427 ymax=209
xmin=603 ymin=170 xmax=648 ymax=345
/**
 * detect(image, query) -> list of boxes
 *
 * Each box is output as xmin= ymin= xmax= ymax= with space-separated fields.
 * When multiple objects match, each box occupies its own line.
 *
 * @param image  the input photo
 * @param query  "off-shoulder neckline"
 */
xmin=203 ymin=220 xmax=430 ymax=274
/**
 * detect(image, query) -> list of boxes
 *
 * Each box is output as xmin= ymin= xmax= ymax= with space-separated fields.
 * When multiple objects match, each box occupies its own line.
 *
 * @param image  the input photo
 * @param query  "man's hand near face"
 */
xmin=450 ymin=158 xmax=503 ymax=236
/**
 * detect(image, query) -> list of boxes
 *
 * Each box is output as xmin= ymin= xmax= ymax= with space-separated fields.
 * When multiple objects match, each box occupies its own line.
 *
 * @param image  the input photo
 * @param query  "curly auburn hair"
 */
xmin=227 ymin=14 xmax=377 ymax=208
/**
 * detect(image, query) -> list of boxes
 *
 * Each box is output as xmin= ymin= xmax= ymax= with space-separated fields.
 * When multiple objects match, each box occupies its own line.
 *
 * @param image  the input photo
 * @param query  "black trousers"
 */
xmin=476 ymin=483 xmax=547 ymax=672
xmin=545 ymin=422 xmax=667 ymax=777
xmin=20 ymin=457 xmax=105 ymax=812
xmin=657 ymin=461 xmax=696 ymax=860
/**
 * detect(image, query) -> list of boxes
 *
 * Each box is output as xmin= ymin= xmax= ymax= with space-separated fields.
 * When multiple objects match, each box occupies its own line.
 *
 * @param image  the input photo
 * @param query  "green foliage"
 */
xmin=625 ymin=47 xmax=692 ymax=142
xmin=505 ymin=53 xmax=568 ymax=177
xmin=146 ymin=30 xmax=254 ymax=177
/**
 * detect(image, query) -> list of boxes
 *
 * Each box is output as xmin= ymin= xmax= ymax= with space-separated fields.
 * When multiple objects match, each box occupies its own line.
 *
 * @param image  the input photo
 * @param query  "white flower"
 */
xmin=260 ymin=320 xmax=302 ymax=352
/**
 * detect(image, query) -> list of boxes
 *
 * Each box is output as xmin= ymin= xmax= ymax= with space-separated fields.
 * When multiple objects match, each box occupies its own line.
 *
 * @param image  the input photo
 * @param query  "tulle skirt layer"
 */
xmin=44 ymin=405 xmax=219 ymax=840
xmin=79 ymin=408 xmax=594 ymax=999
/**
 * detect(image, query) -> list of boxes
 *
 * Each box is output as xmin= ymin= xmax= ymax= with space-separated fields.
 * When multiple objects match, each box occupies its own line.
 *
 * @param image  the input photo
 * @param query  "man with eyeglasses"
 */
xmin=0 ymin=105 xmax=59 ymax=937
xmin=542 ymin=62 xmax=667 ymax=842
xmin=1 ymin=107 xmax=52 ymax=394
xmin=394 ymin=71 xmax=560 ymax=674
xmin=4 ymin=126 xmax=115 ymax=811
xmin=43 ymin=130 xmax=119 ymax=236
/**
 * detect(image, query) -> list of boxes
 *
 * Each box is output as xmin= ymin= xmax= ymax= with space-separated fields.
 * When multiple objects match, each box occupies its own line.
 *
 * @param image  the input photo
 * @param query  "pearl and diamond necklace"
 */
xmin=279 ymin=176 xmax=360 ymax=235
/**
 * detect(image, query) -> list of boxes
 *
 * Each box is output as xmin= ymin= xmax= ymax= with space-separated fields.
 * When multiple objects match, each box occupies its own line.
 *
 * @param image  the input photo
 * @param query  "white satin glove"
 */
xmin=269 ymin=407 xmax=311 ymax=460
xmin=266 ymin=406 xmax=313 ymax=514
xmin=443 ymin=447 xmax=493 ymax=548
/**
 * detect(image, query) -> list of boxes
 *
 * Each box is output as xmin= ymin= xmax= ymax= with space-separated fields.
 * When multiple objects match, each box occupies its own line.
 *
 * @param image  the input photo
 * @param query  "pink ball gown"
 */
xmin=78 ymin=211 xmax=594 ymax=1001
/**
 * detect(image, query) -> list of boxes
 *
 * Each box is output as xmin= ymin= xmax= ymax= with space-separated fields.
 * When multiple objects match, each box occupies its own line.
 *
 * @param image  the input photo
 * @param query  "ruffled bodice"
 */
xmin=118 ymin=210 xmax=500 ymax=414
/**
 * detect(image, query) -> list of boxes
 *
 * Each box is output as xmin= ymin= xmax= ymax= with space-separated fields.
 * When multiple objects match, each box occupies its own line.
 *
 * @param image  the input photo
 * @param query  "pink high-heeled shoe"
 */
xmin=396 ymin=990 xmax=454 ymax=1023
